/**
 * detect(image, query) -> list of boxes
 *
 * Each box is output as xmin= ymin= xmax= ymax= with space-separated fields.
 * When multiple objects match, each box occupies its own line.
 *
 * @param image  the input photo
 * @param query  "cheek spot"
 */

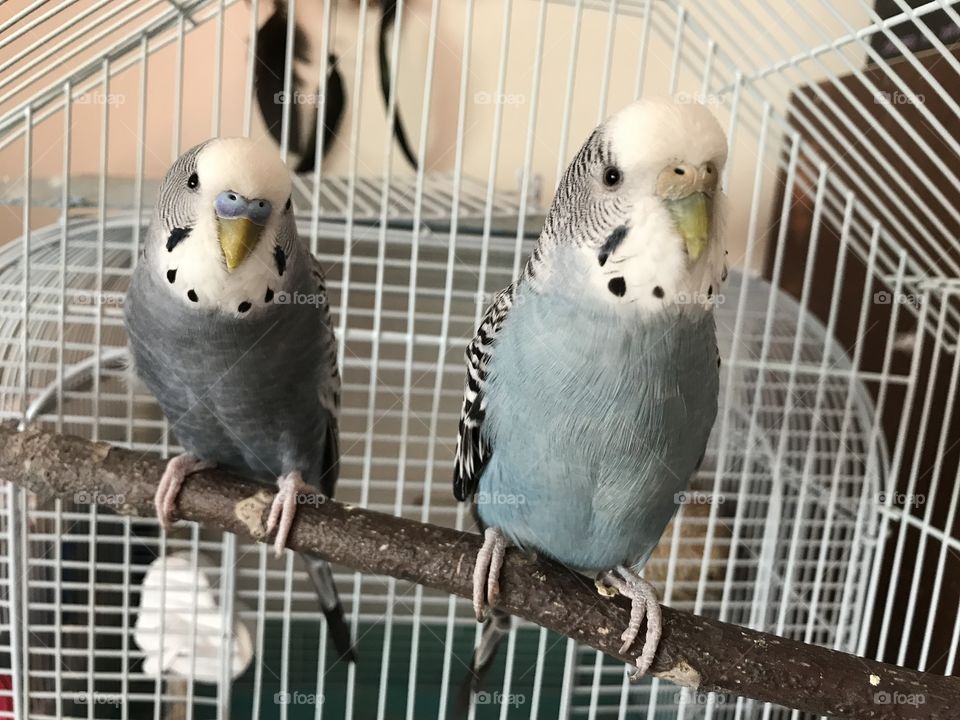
xmin=166 ymin=269 xmax=177 ymax=284
xmin=652 ymin=286 xmax=665 ymax=299
xmin=187 ymin=289 xmax=199 ymax=303
xmin=238 ymin=301 xmax=252 ymax=314
xmin=607 ymin=277 xmax=627 ymax=297
xmin=166 ymin=226 xmax=191 ymax=252
xmin=707 ymin=285 xmax=713 ymax=298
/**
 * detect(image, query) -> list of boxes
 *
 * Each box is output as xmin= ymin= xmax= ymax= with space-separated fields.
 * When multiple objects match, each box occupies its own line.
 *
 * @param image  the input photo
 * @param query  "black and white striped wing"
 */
xmin=453 ymin=284 xmax=516 ymax=502
xmin=310 ymin=256 xmax=342 ymax=497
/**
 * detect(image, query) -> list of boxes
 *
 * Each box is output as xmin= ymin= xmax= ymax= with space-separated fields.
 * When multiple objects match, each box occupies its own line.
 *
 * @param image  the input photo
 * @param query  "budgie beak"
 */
xmin=665 ymin=193 xmax=711 ymax=262
xmin=217 ymin=218 xmax=263 ymax=271
xmin=656 ymin=161 xmax=718 ymax=263
xmin=214 ymin=191 xmax=272 ymax=271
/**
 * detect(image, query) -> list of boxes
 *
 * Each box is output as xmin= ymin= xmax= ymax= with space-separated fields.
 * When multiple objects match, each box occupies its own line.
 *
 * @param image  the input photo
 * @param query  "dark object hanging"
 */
xmin=253 ymin=0 xmax=419 ymax=174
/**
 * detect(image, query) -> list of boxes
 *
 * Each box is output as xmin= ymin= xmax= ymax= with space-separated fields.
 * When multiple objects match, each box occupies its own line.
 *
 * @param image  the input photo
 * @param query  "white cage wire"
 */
xmin=0 ymin=1 xmax=957 ymax=719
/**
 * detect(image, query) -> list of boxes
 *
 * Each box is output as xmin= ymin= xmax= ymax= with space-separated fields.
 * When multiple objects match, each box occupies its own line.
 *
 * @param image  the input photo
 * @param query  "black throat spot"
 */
xmin=166 ymin=226 xmax=192 ymax=252
xmin=598 ymin=224 xmax=629 ymax=267
xmin=608 ymin=277 xmax=627 ymax=297
xmin=274 ymin=246 xmax=287 ymax=276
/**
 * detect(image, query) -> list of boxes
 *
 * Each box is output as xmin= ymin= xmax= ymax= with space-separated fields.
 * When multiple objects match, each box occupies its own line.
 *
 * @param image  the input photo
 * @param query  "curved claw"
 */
xmin=266 ymin=472 xmax=322 ymax=558
xmin=154 ymin=454 xmax=214 ymax=529
xmin=472 ymin=527 xmax=508 ymax=621
xmin=598 ymin=567 xmax=662 ymax=681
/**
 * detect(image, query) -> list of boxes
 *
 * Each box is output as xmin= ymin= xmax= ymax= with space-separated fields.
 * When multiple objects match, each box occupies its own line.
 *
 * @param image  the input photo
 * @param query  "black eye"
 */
xmin=284 ymin=196 xmax=292 ymax=212
xmin=187 ymin=172 xmax=199 ymax=189
xmin=602 ymin=166 xmax=622 ymax=188
xmin=674 ymin=167 xmax=685 ymax=175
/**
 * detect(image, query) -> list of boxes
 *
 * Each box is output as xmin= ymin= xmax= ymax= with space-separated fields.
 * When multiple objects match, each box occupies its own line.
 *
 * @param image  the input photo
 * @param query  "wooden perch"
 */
xmin=0 ymin=423 xmax=957 ymax=719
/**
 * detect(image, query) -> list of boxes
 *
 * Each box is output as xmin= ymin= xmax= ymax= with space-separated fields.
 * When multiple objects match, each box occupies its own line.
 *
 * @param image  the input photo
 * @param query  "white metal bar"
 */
xmin=250 ymin=544 xmax=269 ymax=720
xmin=668 ymin=6 xmax=685 ymax=93
xmin=20 ymin=108 xmax=32 ymax=422
xmin=876 ymin=296 xmax=950 ymax=660
xmin=0 ymin=0 xmax=67 ymax=41
xmin=510 ymin=0 xmax=549 ymax=278
xmin=896 ymin=344 xmax=960 ymax=665
xmin=242 ymin=0 xmax=259 ymax=137
xmin=632 ymin=0 xmax=654 ymax=98
xmin=56 ymin=82 xmax=70 ymax=435
xmin=185 ymin=524 xmax=202 ymax=720
xmin=7 ymin=485 xmax=25 ymax=720
xmin=172 ymin=12 xmax=185 ymax=158
xmin=596 ymin=0 xmax=619 ymax=123
xmin=703 ymin=104 xmax=772 ymax=720
xmin=0 ymin=0 xmax=160 ymax=108
xmin=86 ymin=503 xmax=96 ymax=720
xmin=211 ymin=0 xmax=224 ymax=136
xmin=279 ymin=550 xmax=295 ymax=720
xmin=376 ymin=0 xmax=440 ymax=713
xmin=343 ymin=0 xmax=376 ymax=693
xmin=306 ymin=0 xmax=336 ymax=256
xmin=553 ymin=0 xmax=583 ymax=185
xmin=370 ymin=1 xmax=410 ymax=715
xmin=279 ymin=0 xmax=296 ymax=160
xmin=827 ymin=223 xmax=882 ymax=654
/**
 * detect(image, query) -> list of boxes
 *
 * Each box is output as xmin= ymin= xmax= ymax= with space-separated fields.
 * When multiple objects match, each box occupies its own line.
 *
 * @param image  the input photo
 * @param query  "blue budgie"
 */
xmin=123 ymin=137 xmax=355 ymax=661
xmin=454 ymin=98 xmax=727 ymax=693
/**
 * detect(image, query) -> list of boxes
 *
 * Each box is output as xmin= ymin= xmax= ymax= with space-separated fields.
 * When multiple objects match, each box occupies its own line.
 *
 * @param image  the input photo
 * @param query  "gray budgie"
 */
xmin=454 ymin=98 xmax=727 ymax=697
xmin=123 ymin=137 xmax=355 ymax=661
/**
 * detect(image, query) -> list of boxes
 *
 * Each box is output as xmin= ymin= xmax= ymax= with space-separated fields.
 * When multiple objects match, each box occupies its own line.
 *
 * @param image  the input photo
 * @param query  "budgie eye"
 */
xmin=602 ymin=166 xmax=622 ymax=188
xmin=187 ymin=172 xmax=199 ymax=190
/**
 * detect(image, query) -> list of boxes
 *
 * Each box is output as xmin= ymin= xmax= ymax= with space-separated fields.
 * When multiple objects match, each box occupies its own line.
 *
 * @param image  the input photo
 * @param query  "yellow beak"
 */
xmin=217 ymin=217 xmax=264 ymax=271
xmin=665 ymin=192 xmax=711 ymax=262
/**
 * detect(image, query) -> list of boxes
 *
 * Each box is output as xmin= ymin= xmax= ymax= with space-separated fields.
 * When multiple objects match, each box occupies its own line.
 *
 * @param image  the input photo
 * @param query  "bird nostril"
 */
xmin=258 ymin=201 xmax=264 ymax=208
xmin=228 ymin=194 xmax=236 ymax=201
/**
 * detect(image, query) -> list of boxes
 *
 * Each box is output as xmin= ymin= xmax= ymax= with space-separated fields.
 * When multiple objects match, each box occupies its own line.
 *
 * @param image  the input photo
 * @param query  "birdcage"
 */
xmin=0 ymin=0 xmax=957 ymax=718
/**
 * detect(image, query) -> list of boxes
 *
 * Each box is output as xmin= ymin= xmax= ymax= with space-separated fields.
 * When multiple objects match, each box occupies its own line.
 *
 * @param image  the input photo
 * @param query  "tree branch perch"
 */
xmin=0 ymin=423 xmax=956 ymax=718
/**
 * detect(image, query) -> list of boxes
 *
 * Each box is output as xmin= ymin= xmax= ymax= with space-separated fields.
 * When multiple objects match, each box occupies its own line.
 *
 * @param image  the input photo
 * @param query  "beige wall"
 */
xmin=0 ymin=0 xmax=871 ymax=265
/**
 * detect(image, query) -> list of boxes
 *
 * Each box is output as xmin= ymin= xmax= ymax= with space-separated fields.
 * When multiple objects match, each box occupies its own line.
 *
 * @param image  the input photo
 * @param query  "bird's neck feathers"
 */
xmin=528 ymin=204 xmax=726 ymax=320
xmin=148 ymin=217 xmax=302 ymax=318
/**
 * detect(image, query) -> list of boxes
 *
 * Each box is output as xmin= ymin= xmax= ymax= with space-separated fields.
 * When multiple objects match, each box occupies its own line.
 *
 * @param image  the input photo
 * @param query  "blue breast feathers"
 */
xmin=476 ymin=281 xmax=719 ymax=573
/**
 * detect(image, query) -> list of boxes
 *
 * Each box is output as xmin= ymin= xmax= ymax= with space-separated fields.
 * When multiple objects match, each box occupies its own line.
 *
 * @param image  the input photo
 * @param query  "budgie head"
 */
xmin=144 ymin=137 xmax=297 ymax=316
xmin=540 ymin=97 xmax=728 ymax=315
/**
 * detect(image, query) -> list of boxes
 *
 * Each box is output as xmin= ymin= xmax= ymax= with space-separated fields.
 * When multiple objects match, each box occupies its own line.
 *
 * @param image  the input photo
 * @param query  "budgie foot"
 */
xmin=155 ymin=453 xmax=215 ymax=529
xmin=598 ymin=566 xmax=662 ymax=680
xmin=266 ymin=471 xmax=322 ymax=558
xmin=472 ymin=527 xmax=508 ymax=621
